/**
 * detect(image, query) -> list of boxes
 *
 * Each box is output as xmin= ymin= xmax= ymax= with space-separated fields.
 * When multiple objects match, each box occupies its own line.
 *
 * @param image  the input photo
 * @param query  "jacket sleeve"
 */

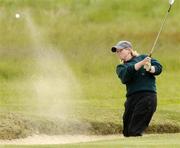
xmin=116 ymin=64 xmax=136 ymax=84
xmin=151 ymin=58 xmax=163 ymax=75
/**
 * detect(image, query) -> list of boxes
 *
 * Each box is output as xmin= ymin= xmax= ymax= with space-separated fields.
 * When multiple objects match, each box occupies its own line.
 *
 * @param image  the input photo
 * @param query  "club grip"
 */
xmin=168 ymin=5 xmax=172 ymax=12
xmin=148 ymin=53 xmax=152 ymax=58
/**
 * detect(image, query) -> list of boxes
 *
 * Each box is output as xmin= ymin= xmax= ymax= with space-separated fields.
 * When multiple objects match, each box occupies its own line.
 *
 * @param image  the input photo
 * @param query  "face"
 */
xmin=116 ymin=48 xmax=132 ymax=61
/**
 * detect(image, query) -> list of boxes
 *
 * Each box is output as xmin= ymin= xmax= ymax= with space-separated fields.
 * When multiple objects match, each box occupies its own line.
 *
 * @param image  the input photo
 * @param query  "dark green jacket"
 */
xmin=116 ymin=55 xmax=162 ymax=96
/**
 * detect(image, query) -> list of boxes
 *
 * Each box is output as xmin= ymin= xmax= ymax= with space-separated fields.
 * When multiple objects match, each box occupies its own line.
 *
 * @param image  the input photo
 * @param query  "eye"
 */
xmin=120 ymin=49 xmax=123 ymax=52
xmin=117 ymin=49 xmax=124 ymax=53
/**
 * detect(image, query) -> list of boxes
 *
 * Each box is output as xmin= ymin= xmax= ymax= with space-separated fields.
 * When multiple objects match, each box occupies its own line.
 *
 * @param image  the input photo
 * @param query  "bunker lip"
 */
xmin=0 ymin=112 xmax=180 ymax=140
xmin=0 ymin=134 xmax=121 ymax=145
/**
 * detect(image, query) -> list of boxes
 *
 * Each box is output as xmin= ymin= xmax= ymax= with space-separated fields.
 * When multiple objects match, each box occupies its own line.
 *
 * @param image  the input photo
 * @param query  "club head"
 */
xmin=169 ymin=0 xmax=175 ymax=5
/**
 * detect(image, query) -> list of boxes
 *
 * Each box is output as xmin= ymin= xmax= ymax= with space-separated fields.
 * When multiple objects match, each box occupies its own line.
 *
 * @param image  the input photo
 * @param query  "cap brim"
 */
xmin=111 ymin=47 xmax=117 ymax=52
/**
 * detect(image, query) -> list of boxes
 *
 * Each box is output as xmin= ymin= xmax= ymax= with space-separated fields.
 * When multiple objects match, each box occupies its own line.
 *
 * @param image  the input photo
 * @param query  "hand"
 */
xmin=144 ymin=62 xmax=151 ymax=71
xmin=141 ymin=57 xmax=151 ymax=65
xmin=143 ymin=57 xmax=151 ymax=71
xmin=135 ymin=57 xmax=151 ymax=71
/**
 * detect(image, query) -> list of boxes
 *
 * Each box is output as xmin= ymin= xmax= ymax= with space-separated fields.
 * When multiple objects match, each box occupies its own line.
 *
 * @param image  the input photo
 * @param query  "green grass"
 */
xmin=56 ymin=133 xmax=180 ymax=148
xmin=0 ymin=0 xmax=180 ymax=139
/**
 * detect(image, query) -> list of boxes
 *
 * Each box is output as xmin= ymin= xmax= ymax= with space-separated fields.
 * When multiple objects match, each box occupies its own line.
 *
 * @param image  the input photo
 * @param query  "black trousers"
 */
xmin=123 ymin=91 xmax=157 ymax=137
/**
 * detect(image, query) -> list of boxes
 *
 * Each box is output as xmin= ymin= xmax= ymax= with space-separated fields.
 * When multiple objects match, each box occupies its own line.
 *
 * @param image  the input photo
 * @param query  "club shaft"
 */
xmin=149 ymin=4 xmax=172 ymax=57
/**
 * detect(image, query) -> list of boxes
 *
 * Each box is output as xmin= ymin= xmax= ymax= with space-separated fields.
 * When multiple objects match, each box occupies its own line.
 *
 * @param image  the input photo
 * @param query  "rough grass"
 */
xmin=0 ymin=0 xmax=180 ymax=140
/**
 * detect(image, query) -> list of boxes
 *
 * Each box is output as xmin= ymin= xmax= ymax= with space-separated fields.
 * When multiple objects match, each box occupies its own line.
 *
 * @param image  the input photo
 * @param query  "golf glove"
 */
xmin=144 ymin=62 xmax=151 ymax=71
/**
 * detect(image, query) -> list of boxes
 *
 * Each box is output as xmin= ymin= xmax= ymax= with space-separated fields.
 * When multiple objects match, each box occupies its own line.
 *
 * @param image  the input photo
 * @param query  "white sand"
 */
xmin=0 ymin=134 xmax=121 ymax=145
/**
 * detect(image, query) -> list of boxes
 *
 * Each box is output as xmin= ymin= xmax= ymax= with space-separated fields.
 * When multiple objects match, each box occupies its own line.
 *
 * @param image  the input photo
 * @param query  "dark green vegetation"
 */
xmin=0 ymin=0 xmax=180 ymax=140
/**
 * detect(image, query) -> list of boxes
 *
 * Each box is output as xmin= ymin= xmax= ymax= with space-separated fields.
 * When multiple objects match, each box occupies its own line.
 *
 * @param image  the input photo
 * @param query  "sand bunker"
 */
xmin=0 ymin=134 xmax=121 ymax=145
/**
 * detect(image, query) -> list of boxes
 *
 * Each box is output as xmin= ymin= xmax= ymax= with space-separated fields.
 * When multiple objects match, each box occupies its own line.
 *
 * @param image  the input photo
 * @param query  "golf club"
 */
xmin=148 ymin=0 xmax=175 ymax=57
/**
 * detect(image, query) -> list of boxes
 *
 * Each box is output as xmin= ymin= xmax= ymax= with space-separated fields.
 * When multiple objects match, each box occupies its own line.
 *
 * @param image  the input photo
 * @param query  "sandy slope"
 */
xmin=0 ymin=134 xmax=122 ymax=145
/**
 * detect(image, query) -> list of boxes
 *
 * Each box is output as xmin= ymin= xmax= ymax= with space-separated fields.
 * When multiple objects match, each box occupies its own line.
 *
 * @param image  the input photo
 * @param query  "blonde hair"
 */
xmin=129 ymin=48 xmax=139 ymax=57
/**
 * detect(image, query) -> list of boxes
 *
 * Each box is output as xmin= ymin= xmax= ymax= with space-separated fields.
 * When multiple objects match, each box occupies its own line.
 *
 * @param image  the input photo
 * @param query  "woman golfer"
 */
xmin=111 ymin=41 xmax=162 ymax=137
